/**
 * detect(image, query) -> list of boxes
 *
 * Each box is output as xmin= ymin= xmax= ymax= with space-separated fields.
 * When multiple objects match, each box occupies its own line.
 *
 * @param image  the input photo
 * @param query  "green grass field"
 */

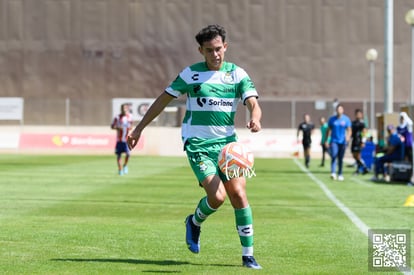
xmin=0 ymin=154 xmax=413 ymax=275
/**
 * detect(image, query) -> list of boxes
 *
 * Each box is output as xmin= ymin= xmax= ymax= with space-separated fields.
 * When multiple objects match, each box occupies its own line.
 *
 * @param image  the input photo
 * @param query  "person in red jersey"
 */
xmin=111 ymin=103 xmax=133 ymax=175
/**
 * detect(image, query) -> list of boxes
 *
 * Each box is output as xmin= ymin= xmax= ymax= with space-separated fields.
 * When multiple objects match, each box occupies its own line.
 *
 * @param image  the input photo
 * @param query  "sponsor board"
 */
xmin=0 ymin=97 xmax=24 ymax=121
xmin=19 ymin=133 xmax=144 ymax=150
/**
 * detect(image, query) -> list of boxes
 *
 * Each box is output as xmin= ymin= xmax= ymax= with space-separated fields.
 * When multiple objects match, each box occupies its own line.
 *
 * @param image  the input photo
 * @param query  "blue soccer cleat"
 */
xmin=242 ymin=256 xmax=262 ymax=269
xmin=123 ymin=165 xmax=128 ymax=175
xmin=185 ymin=214 xmax=200 ymax=253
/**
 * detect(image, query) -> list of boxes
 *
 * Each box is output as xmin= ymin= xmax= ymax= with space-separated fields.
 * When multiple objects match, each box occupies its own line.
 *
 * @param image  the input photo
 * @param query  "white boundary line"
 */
xmin=293 ymin=158 xmax=413 ymax=275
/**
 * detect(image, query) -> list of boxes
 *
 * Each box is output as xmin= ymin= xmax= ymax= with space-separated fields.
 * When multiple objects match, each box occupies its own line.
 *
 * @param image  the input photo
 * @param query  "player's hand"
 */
xmin=127 ymin=130 xmax=142 ymax=150
xmin=247 ymin=119 xmax=261 ymax=133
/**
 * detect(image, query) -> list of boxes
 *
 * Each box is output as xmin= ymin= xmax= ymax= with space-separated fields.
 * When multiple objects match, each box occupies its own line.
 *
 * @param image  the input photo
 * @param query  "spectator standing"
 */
xmin=332 ymin=98 xmax=339 ymax=115
xmin=319 ymin=116 xmax=329 ymax=167
xmin=325 ymin=104 xmax=352 ymax=181
xmin=397 ymin=112 xmax=413 ymax=163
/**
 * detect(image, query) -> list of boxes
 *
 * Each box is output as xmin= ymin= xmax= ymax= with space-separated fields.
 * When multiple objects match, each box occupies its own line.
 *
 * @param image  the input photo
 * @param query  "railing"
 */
xmin=0 ymin=97 xmax=410 ymax=129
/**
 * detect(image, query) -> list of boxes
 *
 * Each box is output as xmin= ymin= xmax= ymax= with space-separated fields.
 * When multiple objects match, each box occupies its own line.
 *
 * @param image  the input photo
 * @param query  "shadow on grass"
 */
xmin=51 ymin=258 xmax=239 ymax=268
xmin=51 ymin=258 xmax=190 ymax=265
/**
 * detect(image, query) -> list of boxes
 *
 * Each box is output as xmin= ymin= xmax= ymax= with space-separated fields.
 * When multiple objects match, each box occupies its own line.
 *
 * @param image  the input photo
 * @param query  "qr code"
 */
xmin=369 ymin=229 xmax=411 ymax=272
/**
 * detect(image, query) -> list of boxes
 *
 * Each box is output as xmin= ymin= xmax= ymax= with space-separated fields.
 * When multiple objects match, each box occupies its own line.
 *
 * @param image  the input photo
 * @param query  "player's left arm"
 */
xmin=245 ymin=96 xmax=262 ymax=133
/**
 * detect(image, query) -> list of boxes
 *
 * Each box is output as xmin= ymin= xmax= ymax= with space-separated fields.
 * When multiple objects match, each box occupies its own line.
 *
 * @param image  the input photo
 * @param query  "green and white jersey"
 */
xmin=165 ymin=61 xmax=258 ymax=145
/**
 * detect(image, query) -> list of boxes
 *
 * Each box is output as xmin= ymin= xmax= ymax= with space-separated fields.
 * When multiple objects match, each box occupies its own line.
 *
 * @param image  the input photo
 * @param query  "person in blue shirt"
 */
xmin=372 ymin=124 xmax=405 ymax=182
xmin=325 ymin=104 xmax=352 ymax=181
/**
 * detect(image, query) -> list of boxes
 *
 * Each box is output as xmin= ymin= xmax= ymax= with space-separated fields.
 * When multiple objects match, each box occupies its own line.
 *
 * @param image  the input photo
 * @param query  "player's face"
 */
xmin=337 ymin=106 xmax=344 ymax=116
xmin=199 ymin=35 xmax=227 ymax=71
xmin=122 ymin=104 xmax=129 ymax=114
xmin=320 ymin=117 xmax=325 ymax=124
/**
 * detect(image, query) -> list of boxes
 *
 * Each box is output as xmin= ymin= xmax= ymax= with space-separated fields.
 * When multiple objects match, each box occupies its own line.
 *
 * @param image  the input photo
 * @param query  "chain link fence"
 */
xmin=0 ymin=97 xmax=410 ymax=129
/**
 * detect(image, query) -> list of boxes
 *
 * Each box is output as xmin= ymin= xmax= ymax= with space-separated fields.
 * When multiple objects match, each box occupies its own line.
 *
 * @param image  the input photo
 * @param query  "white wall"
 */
xmin=0 ymin=126 xmax=362 ymax=159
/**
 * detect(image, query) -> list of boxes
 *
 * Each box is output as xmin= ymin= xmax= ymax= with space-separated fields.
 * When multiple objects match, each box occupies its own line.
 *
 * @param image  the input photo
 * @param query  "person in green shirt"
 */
xmin=127 ymin=24 xmax=263 ymax=269
xmin=319 ymin=116 xmax=329 ymax=167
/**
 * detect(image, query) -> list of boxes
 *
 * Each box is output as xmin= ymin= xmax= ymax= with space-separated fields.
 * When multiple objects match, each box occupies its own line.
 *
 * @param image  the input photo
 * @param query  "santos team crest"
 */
xmin=222 ymin=72 xmax=235 ymax=84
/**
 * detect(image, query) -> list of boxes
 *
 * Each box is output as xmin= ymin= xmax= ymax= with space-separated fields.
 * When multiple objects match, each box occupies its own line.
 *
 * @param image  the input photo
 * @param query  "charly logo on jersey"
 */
xmin=197 ymin=97 xmax=233 ymax=108
xmin=222 ymin=72 xmax=235 ymax=84
xmin=191 ymin=73 xmax=199 ymax=81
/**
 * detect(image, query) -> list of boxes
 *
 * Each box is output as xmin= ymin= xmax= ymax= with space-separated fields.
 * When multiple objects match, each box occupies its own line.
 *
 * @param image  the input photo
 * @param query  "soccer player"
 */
xmin=111 ymin=103 xmax=133 ymax=176
xmin=297 ymin=114 xmax=315 ymax=168
xmin=351 ymin=109 xmax=369 ymax=174
xmin=127 ymin=25 xmax=263 ymax=269
xmin=325 ymin=104 xmax=352 ymax=181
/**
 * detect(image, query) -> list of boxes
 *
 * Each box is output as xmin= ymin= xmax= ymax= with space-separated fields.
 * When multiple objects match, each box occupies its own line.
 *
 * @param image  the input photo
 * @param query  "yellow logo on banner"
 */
xmin=52 ymin=136 xmax=63 ymax=146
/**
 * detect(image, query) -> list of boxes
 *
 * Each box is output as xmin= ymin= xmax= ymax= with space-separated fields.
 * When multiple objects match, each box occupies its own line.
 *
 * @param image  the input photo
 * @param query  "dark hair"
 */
xmin=355 ymin=108 xmax=362 ymax=114
xmin=195 ymin=24 xmax=226 ymax=46
xmin=120 ymin=103 xmax=129 ymax=113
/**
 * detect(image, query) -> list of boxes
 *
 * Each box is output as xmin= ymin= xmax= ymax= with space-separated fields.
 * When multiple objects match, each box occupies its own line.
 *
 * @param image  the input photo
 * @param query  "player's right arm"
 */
xmin=111 ymin=117 xmax=119 ymax=130
xmin=296 ymin=124 xmax=301 ymax=141
xmin=127 ymin=92 xmax=175 ymax=150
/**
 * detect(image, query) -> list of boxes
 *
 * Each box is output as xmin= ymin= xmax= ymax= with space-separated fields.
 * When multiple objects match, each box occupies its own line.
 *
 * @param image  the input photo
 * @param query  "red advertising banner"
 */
xmin=19 ymin=133 xmax=144 ymax=150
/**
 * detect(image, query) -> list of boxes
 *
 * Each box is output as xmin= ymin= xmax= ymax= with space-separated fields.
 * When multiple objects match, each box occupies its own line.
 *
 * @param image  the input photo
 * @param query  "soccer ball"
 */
xmin=218 ymin=142 xmax=255 ymax=179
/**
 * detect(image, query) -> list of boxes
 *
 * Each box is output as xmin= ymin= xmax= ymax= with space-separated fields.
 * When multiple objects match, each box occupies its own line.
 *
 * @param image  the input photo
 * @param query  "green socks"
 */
xmin=235 ymin=206 xmax=254 ymax=256
xmin=193 ymin=196 xmax=216 ymax=226
xmin=193 ymin=198 xmax=255 ymax=256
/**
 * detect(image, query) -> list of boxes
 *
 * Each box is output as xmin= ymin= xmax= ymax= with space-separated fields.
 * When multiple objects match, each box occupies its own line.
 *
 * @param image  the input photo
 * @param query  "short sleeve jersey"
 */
xmin=351 ymin=119 xmax=366 ymax=145
xmin=298 ymin=122 xmax=315 ymax=144
xmin=165 ymin=61 xmax=258 ymax=145
xmin=111 ymin=114 xmax=133 ymax=142
xmin=328 ymin=114 xmax=351 ymax=144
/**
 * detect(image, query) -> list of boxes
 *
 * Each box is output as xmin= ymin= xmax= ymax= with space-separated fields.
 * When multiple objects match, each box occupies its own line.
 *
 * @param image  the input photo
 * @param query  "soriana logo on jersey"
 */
xmin=19 ymin=133 xmax=144 ymax=150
